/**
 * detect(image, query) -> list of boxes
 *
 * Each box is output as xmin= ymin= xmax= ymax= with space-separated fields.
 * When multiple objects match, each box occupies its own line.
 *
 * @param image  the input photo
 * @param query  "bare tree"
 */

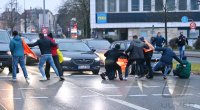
xmin=57 ymin=0 xmax=90 ymax=38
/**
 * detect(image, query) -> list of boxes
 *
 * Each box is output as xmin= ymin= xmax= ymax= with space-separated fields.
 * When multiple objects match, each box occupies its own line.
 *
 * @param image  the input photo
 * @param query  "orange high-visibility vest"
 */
xmin=22 ymin=38 xmax=38 ymax=60
xmin=143 ymin=40 xmax=155 ymax=53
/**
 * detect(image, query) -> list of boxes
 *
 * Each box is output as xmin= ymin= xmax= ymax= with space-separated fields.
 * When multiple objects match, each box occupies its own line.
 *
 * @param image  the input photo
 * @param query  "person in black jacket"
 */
xmin=100 ymin=44 xmax=126 ymax=80
xmin=28 ymin=33 xmax=62 ymax=81
xmin=153 ymin=47 xmax=185 ymax=79
xmin=124 ymin=35 xmax=149 ymax=80
xmin=176 ymin=32 xmax=188 ymax=60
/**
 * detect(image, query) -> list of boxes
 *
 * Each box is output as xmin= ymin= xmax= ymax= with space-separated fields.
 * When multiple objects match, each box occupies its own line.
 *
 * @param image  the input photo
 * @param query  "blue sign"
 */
xmin=97 ymin=13 xmax=107 ymax=24
xmin=181 ymin=16 xmax=188 ymax=23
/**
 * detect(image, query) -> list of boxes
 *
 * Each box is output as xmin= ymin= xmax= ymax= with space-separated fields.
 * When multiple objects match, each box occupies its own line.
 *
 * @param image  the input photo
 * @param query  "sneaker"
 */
xmin=119 ymin=77 xmax=123 ymax=81
xmin=100 ymin=73 xmax=106 ymax=80
xmin=47 ymin=78 xmax=50 ymax=80
xmin=146 ymin=75 xmax=153 ymax=79
xmin=135 ymin=75 xmax=139 ymax=79
xmin=163 ymin=76 xmax=167 ymax=80
xmin=40 ymin=77 xmax=47 ymax=81
xmin=12 ymin=78 xmax=17 ymax=82
xmin=25 ymin=78 xmax=30 ymax=83
xmin=59 ymin=77 xmax=65 ymax=81
xmin=124 ymin=77 xmax=128 ymax=81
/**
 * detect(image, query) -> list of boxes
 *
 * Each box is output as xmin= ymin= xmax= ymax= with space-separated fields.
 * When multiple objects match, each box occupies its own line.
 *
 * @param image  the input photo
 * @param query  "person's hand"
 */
xmin=182 ymin=65 xmax=186 ymax=67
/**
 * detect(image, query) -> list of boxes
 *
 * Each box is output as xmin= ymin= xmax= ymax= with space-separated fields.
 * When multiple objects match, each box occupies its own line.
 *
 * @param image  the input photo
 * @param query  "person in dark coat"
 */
xmin=176 ymin=32 xmax=188 ymax=60
xmin=100 ymin=44 xmax=126 ymax=80
xmin=124 ymin=35 xmax=149 ymax=80
xmin=45 ymin=33 xmax=64 ymax=81
xmin=153 ymin=47 xmax=185 ymax=79
xmin=154 ymin=32 xmax=165 ymax=47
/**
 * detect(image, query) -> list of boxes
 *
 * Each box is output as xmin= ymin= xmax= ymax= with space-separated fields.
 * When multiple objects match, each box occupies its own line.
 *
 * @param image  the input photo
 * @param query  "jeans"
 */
xmin=45 ymin=55 xmax=63 ymax=78
xmin=153 ymin=61 xmax=172 ymax=76
xmin=39 ymin=54 xmax=59 ymax=78
xmin=125 ymin=59 xmax=135 ymax=78
xmin=179 ymin=46 xmax=185 ymax=60
xmin=12 ymin=56 xmax=28 ymax=79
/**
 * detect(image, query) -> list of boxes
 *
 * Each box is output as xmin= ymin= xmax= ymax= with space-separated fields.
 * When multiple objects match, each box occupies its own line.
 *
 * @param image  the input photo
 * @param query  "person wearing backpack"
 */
xmin=176 ymin=32 xmax=188 ymax=60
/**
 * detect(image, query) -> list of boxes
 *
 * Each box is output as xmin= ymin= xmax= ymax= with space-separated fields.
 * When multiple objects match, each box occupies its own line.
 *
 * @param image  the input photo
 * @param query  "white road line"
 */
xmin=81 ymin=95 xmax=99 ymax=98
xmin=106 ymin=95 xmax=123 ymax=97
xmin=28 ymin=97 xmax=48 ymax=99
xmin=0 ymin=89 xmax=11 ymax=91
xmin=152 ymin=94 xmax=171 ymax=96
xmin=184 ymin=104 xmax=200 ymax=109
xmin=0 ymin=76 xmax=12 ymax=78
xmin=104 ymin=87 xmax=120 ymax=89
xmin=0 ymin=102 xmax=8 ymax=110
xmin=125 ymin=86 xmax=139 ymax=88
xmin=107 ymin=98 xmax=149 ymax=110
xmin=1 ymin=98 xmax=22 ymax=100
xmin=18 ymin=88 xmax=34 ymax=90
xmin=176 ymin=93 xmax=194 ymax=96
xmin=143 ymin=86 xmax=160 ymax=88
xmin=129 ymin=95 xmax=148 ymax=97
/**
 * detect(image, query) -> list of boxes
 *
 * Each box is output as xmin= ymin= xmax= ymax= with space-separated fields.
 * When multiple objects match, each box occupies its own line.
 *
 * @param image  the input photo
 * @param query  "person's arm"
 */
xmin=125 ymin=43 xmax=133 ymax=54
xmin=155 ymin=47 xmax=165 ymax=52
xmin=50 ymin=41 xmax=57 ymax=46
xmin=143 ymin=43 xmax=149 ymax=49
xmin=9 ymin=41 xmax=14 ymax=54
xmin=162 ymin=37 xmax=166 ymax=44
xmin=186 ymin=37 xmax=188 ymax=45
xmin=28 ymin=41 xmax=38 ymax=47
xmin=173 ymin=54 xmax=184 ymax=65
xmin=104 ymin=50 xmax=110 ymax=57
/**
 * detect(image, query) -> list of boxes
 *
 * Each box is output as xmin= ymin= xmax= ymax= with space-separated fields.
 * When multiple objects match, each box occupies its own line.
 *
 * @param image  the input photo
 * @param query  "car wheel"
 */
xmin=25 ymin=56 xmax=31 ymax=65
xmin=0 ymin=67 xmax=4 ymax=73
xmin=92 ymin=70 xmax=100 ymax=75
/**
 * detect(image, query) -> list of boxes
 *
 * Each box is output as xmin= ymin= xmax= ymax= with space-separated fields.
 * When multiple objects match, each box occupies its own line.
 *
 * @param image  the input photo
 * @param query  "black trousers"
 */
xmin=105 ymin=63 xmax=122 ymax=80
xmin=45 ymin=55 xmax=63 ymax=78
xmin=144 ymin=52 xmax=153 ymax=76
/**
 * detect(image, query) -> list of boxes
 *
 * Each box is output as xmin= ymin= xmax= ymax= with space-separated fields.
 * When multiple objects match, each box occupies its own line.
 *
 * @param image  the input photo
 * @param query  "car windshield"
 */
xmin=22 ymin=34 xmax=38 ymax=42
xmin=59 ymin=42 xmax=91 ymax=52
xmin=0 ymin=31 xmax=10 ymax=43
xmin=87 ymin=40 xmax=110 ymax=49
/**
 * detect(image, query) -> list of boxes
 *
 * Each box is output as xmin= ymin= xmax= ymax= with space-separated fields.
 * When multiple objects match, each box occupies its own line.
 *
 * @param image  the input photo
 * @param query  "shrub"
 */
xmin=194 ymin=36 xmax=200 ymax=49
xmin=169 ymin=37 xmax=178 ymax=49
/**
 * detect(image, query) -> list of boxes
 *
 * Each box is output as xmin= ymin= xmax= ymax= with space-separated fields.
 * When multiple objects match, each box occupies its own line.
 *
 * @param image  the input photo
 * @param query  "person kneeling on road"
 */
xmin=152 ymin=46 xmax=185 ymax=80
xmin=100 ymin=44 xmax=127 ymax=80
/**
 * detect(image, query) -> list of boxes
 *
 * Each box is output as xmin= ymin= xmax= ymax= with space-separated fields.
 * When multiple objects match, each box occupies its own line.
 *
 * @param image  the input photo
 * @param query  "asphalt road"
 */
xmin=0 ymin=66 xmax=200 ymax=110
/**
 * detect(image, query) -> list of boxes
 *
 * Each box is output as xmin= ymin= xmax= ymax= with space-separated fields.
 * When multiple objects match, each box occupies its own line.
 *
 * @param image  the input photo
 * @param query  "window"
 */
xmin=96 ymin=0 xmax=105 ymax=12
xmin=131 ymin=0 xmax=139 ymax=11
xmin=191 ymin=0 xmax=199 ymax=10
xmin=119 ymin=0 xmax=128 ymax=12
xmin=179 ymin=0 xmax=187 ymax=10
xmin=120 ymin=43 xmax=126 ymax=50
xmin=108 ymin=0 xmax=116 ymax=12
xmin=143 ymin=0 xmax=151 ymax=11
xmin=155 ymin=0 xmax=163 ymax=11
xmin=167 ymin=0 xmax=175 ymax=11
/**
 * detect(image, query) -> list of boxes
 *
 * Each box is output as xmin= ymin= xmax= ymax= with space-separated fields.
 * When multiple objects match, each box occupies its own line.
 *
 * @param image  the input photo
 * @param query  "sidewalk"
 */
xmin=174 ymin=51 xmax=200 ymax=58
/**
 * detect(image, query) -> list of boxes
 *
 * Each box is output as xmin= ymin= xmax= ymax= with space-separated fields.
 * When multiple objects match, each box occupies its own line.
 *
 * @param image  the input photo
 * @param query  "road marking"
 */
xmin=176 ymin=93 xmax=193 ymax=96
xmin=104 ymin=87 xmax=120 ymax=89
xmin=81 ymin=95 xmax=99 ymax=98
xmin=152 ymin=94 xmax=171 ymax=96
xmin=106 ymin=95 xmax=123 ymax=97
xmin=18 ymin=88 xmax=34 ymax=90
xmin=28 ymin=97 xmax=48 ymax=99
xmin=107 ymin=97 xmax=149 ymax=110
xmin=144 ymin=86 xmax=160 ymax=88
xmin=1 ymin=98 xmax=22 ymax=100
xmin=0 ymin=76 xmax=12 ymax=78
xmin=129 ymin=95 xmax=148 ymax=97
xmin=0 ymin=102 xmax=8 ymax=110
xmin=184 ymin=104 xmax=200 ymax=109
xmin=125 ymin=86 xmax=139 ymax=88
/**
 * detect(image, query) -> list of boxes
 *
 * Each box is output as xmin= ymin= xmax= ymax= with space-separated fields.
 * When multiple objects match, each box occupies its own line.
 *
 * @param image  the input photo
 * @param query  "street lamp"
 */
xmin=43 ymin=0 xmax=45 ymax=27
xmin=164 ymin=0 xmax=168 ymax=45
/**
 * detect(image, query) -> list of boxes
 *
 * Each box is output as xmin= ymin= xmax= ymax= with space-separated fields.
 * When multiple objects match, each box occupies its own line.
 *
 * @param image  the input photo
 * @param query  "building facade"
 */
xmin=90 ymin=0 xmax=200 ymax=44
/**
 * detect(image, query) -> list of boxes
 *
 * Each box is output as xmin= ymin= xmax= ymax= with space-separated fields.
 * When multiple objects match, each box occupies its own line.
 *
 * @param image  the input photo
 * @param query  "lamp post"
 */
xmin=24 ymin=0 xmax=27 ymax=33
xmin=164 ymin=0 xmax=168 ymax=45
xmin=43 ymin=0 xmax=45 ymax=27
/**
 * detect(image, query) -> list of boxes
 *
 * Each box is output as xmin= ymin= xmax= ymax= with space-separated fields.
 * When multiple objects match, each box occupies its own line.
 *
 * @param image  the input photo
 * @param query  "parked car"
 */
xmin=57 ymin=39 xmax=101 ymax=74
xmin=21 ymin=37 xmax=40 ymax=65
xmin=110 ymin=40 xmax=161 ymax=73
xmin=21 ymin=33 xmax=39 ymax=42
xmin=82 ymin=39 xmax=111 ymax=65
xmin=0 ymin=29 xmax=12 ymax=73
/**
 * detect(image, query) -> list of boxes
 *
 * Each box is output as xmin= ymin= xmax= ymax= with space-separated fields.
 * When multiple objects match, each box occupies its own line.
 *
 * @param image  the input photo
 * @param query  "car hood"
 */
xmin=62 ymin=51 xmax=98 ymax=59
xmin=0 ymin=43 xmax=10 ymax=51
xmin=95 ymin=49 xmax=108 ymax=54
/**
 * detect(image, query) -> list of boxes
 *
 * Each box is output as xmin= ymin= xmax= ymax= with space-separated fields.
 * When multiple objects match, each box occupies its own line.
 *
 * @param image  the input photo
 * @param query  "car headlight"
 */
xmin=63 ymin=57 xmax=71 ymax=61
xmin=95 ymin=57 xmax=100 ymax=61
xmin=7 ymin=51 xmax=11 ymax=55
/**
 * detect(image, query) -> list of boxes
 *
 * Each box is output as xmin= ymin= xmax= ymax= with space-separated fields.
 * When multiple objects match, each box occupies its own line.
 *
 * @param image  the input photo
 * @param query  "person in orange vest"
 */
xmin=139 ymin=37 xmax=155 ymax=79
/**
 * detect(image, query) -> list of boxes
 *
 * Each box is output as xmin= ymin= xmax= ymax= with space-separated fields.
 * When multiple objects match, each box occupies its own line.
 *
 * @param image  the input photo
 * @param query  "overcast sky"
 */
xmin=0 ymin=0 xmax=63 ymax=14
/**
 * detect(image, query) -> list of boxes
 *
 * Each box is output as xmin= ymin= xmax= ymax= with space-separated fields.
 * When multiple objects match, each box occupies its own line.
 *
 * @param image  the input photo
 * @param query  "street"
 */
xmin=0 ymin=66 xmax=200 ymax=110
